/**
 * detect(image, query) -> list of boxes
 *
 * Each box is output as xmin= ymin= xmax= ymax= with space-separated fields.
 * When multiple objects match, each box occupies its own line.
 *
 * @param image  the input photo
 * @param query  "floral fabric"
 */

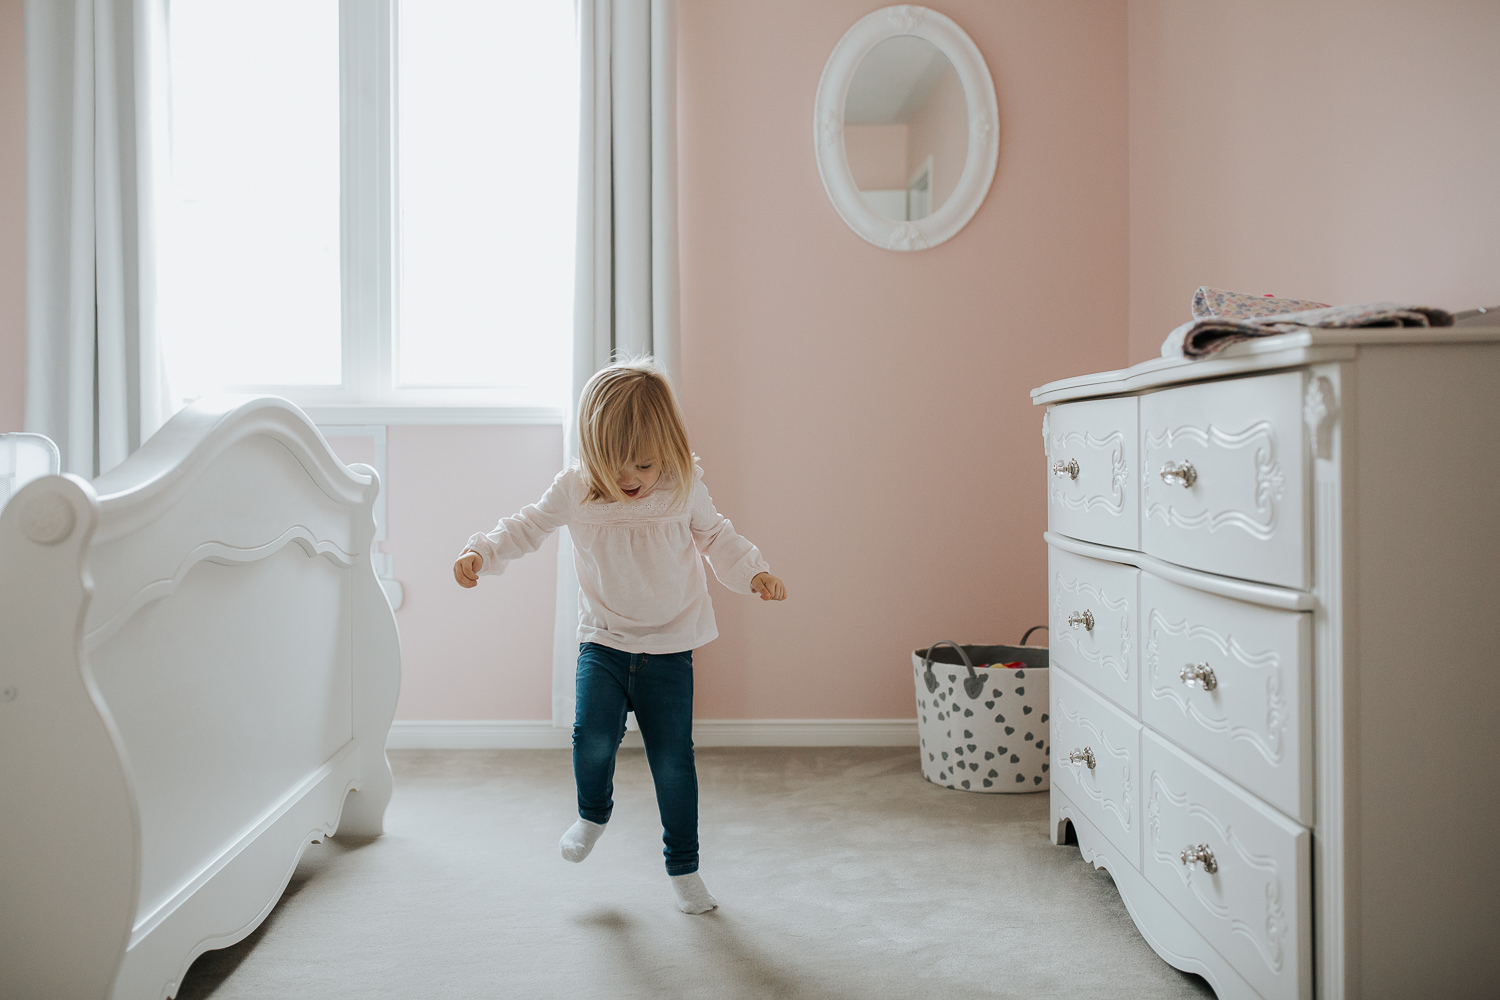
xmin=1191 ymin=287 xmax=1330 ymax=321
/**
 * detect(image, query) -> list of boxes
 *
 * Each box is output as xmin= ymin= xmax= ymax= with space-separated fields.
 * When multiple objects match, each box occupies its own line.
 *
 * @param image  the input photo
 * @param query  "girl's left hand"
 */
xmin=751 ymin=572 xmax=787 ymax=602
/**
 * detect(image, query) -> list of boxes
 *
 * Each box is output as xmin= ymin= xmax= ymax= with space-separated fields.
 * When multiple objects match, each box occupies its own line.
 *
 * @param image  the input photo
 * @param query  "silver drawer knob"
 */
xmin=1067 ymin=747 xmax=1095 ymax=769
xmin=1052 ymin=458 xmax=1080 ymax=481
xmin=1067 ymin=609 xmax=1094 ymax=631
xmin=1179 ymin=662 xmax=1218 ymax=691
xmin=1159 ymin=460 xmax=1197 ymax=487
xmin=1180 ymin=844 xmax=1218 ymax=874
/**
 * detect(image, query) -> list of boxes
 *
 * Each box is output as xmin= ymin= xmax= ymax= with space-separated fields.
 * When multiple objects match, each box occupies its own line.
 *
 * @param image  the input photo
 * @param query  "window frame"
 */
xmin=198 ymin=0 xmax=568 ymax=427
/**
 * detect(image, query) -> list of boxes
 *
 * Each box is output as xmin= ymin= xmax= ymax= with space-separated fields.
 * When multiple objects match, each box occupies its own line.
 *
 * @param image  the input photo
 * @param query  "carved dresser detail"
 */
xmin=1033 ymin=325 xmax=1500 ymax=999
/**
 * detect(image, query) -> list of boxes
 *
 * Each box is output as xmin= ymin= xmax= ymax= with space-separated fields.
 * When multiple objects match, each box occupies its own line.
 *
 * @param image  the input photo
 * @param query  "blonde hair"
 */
xmin=577 ymin=358 xmax=695 ymax=506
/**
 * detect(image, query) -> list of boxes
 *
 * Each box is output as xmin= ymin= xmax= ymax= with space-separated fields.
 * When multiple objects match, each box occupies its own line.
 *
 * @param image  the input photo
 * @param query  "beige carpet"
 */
xmin=177 ymin=747 xmax=1214 ymax=999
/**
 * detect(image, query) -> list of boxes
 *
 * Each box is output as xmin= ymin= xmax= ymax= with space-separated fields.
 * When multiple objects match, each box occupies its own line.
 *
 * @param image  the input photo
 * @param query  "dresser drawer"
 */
xmin=1049 ymin=547 xmax=1140 ymax=715
xmin=1045 ymin=396 xmax=1139 ymax=550
xmin=1052 ymin=668 xmax=1142 ymax=871
xmin=1140 ymin=574 xmax=1312 ymax=824
xmin=1143 ymin=730 xmax=1311 ymax=1000
xmin=1140 ymin=371 xmax=1309 ymax=590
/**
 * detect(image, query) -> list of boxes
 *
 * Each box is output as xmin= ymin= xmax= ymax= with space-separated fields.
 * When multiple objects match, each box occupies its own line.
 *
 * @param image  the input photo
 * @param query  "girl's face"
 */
xmin=616 ymin=455 xmax=661 ymax=500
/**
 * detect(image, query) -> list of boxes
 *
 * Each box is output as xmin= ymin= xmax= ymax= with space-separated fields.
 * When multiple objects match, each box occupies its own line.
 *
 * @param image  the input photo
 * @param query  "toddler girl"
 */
xmin=453 ymin=359 xmax=786 ymax=914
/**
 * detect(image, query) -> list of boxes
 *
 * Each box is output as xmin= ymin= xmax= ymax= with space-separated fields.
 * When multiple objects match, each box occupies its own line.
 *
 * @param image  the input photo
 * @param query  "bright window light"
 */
xmin=396 ymin=0 xmax=577 ymax=400
xmin=162 ymin=0 xmax=343 ymax=395
xmin=160 ymin=1 xmax=578 ymax=413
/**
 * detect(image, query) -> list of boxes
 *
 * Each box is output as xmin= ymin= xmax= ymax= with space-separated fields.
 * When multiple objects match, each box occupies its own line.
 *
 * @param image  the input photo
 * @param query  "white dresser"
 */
xmin=1033 ymin=326 xmax=1500 ymax=1000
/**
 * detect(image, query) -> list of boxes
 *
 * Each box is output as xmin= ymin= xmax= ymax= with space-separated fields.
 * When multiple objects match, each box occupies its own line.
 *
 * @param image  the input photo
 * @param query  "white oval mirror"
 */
xmin=815 ymin=6 xmax=998 ymax=251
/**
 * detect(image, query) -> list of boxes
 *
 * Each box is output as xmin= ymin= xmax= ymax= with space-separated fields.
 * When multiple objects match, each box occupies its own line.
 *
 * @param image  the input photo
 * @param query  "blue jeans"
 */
xmin=573 ymin=643 xmax=699 ymax=875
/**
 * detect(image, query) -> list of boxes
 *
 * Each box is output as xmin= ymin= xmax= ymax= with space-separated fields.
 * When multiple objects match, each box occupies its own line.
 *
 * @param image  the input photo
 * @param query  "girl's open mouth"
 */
xmin=623 ymin=486 xmax=641 ymax=497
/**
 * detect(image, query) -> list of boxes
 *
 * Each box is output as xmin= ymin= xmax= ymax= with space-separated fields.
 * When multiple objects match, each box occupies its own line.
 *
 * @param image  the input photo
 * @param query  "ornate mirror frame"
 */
xmin=814 ymin=6 xmax=999 ymax=251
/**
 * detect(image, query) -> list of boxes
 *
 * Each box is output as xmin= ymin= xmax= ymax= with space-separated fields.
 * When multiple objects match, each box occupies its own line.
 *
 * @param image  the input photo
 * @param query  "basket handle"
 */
xmin=922 ymin=640 xmax=985 ymax=700
xmin=1020 ymin=625 xmax=1048 ymax=646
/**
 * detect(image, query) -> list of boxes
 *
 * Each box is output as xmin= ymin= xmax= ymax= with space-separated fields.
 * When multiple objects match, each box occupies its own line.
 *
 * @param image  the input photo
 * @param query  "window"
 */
xmin=161 ymin=0 xmax=578 ymax=423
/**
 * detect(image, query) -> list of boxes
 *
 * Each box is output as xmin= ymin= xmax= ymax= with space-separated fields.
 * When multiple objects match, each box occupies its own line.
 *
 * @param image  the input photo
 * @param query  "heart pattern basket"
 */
xmin=913 ymin=633 xmax=1049 ymax=792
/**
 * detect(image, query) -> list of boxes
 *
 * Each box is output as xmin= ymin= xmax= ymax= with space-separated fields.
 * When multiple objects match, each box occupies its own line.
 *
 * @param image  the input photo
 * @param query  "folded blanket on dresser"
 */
xmin=1161 ymin=286 xmax=1454 ymax=358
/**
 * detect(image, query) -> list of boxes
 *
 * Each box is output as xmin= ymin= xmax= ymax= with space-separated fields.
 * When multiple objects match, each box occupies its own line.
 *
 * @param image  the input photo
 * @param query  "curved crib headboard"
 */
xmin=0 ymin=396 xmax=401 ymax=1000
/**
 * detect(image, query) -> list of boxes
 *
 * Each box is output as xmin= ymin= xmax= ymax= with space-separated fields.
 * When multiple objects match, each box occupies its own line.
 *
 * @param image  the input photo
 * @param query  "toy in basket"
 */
xmin=913 ymin=630 xmax=1049 ymax=792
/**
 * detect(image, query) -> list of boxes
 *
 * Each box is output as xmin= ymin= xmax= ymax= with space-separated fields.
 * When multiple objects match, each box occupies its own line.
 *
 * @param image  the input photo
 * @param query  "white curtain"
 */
xmin=553 ymin=0 xmax=681 ymax=727
xmin=25 ymin=0 xmax=170 ymax=478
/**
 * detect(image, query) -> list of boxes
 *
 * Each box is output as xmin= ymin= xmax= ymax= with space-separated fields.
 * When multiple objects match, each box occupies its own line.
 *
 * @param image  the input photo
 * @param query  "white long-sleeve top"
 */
xmin=464 ymin=465 xmax=770 ymax=654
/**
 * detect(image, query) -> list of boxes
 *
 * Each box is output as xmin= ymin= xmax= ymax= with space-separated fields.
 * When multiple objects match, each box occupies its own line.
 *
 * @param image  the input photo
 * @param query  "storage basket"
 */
xmin=913 ymin=631 xmax=1049 ymax=792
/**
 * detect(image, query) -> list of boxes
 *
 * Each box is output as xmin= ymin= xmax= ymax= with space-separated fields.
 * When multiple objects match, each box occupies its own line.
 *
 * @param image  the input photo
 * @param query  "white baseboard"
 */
xmin=386 ymin=719 xmax=918 ymax=750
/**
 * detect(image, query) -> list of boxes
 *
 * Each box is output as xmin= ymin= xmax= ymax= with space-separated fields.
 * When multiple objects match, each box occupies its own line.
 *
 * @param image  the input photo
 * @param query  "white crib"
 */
xmin=0 ymin=397 xmax=401 ymax=1000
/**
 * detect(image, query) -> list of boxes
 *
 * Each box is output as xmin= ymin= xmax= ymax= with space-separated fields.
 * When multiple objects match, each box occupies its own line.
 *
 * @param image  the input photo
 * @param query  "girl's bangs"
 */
xmin=577 ymin=360 xmax=694 ymax=505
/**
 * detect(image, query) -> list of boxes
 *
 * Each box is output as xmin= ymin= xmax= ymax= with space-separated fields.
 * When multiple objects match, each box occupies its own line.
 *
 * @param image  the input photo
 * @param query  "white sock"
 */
xmin=560 ymin=818 xmax=607 ymax=863
xmin=670 ymin=872 xmax=718 ymax=914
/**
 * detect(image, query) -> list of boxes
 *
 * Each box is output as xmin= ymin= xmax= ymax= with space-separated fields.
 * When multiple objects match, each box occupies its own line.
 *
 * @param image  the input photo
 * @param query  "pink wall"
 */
xmin=677 ymin=0 xmax=1129 ymax=719
xmin=907 ymin=59 xmax=967 ymax=212
xmin=325 ymin=426 xmax=563 ymax=722
xmin=384 ymin=425 xmax=562 ymax=720
xmin=0 ymin=0 xmax=23 ymax=432
xmin=1129 ymin=0 xmax=1500 ymax=364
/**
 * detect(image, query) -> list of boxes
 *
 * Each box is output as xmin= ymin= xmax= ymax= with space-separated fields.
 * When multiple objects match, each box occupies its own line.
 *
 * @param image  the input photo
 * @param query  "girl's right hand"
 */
xmin=454 ymin=551 xmax=483 ymax=588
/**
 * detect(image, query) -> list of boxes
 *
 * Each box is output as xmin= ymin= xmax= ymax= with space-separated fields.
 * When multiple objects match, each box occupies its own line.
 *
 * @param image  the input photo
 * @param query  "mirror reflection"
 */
xmin=843 ymin=35 xmax=967 ymax=222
